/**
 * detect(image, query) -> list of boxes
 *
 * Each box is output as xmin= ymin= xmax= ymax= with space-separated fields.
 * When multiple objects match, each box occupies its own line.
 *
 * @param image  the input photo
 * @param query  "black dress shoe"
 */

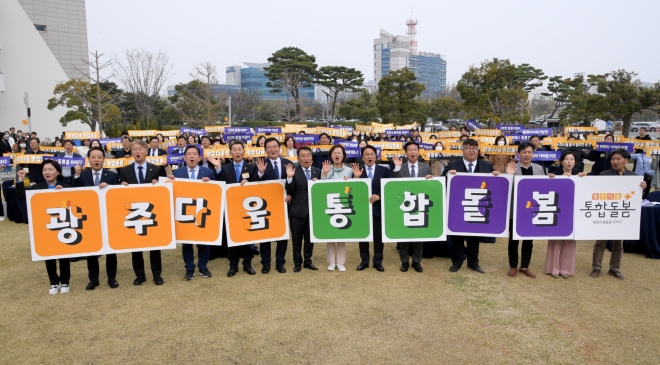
xmin=468 ymin=264 xmax=485 ymax=273
xmin=356 ymin=263 xmax=369 ymax=271
xmin=411 ymin=262 xmax=423 ymax=273
xmin=400 ymin=263 xmax=409 ymax=272
xmin=303 ymin=263 xmax=318 ymax=270
xmin=276 ymin=265 xmax=286 ymax=273
xmin=293 ymin=265 xmax=301 ymax=272
xmin=108 ymin=280 xmax=119 ymax=289
xmin=243 ymin=266 xmax=256 ymax=275
xmin=133 ymin=277 xmax=146 ymax=285
xmin=86 ymin=281 xmax=100 ymax=290
xmin=227 ymin=268 xmax=238 ymax=277
xmin=449 ymin=265 xmax=461 ymax=272
xmin=373 ymin=264 xmax=385 ymax=272
xmin=262 ymin=264 xmax=271 ymax=274
xmin=154 ymin=276 xmax=164 ymax=285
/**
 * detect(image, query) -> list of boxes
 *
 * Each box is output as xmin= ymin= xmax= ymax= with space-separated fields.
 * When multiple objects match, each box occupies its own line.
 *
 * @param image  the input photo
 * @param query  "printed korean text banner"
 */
xmin=513 ymin=176 xmax=575 ymax=240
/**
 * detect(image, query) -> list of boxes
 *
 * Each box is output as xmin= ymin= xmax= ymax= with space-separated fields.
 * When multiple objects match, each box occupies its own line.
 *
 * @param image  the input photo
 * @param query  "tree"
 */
xmin=47 ymin=79 xmax=121 ymax=131
xmin=265 ymin=47 xmax=318 ymax=122
xmin=169 ymin=80 xmax=224 ymax=127
xmin=231 ymin=89 xmax=264 ymax=122
xmin=456 ymin=58 xmax=547 ymax=124
xmin=113 ymin=49 xmax=172 ymax=123
xmin=427 ymin=96 xmax=464 ymax=121
xmin=73 ymin=51 xmax=118 ymax=136
xmin=190 ymin=62 xmax=224 ymax=124
xmin=316 ymin=66 xmax=364 ymax=123
xmin=338 ymin=89 xmax=380 ymax=121
xmin=376 ymin=68 xmax=426 ymax=124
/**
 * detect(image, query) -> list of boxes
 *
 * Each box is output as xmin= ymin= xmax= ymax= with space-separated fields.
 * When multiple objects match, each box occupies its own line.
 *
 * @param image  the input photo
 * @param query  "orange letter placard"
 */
xmin=160 ymin=178 xmax=225 ymax=245
xmin=26 ymin=187 xmax=104 ymax=261
xmin=224 ymin=180 xmax=289 ymax=247
xmin=102 ymin=184 xmax=176 ymax=253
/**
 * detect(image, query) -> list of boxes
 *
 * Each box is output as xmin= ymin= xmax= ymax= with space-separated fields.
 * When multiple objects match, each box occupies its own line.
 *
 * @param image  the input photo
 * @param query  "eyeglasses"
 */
xmin=463 ymin=147 xmax=478 ymax=151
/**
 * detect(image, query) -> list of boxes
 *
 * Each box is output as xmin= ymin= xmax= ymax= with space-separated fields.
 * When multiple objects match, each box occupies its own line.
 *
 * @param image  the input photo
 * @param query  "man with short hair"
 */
xmin=148 ymin=136 xmax=168 ymax=157
xmin=114 ymin=136 xmax=132 ymax=158
xmin=57 ymin=140 xmax=83 ymax=185
xmin=73 ymin=146 xmax=120 ymax=290
xmin=119 ymin=140 xmax=167 ymax=286
xmin=443 ymin=138 xmax=500 ymax=273
xmin=198 ymin=135 xmax=218 ymax=169
xmin=392 ymin=141 xmax=433 ymax=273
xmin=312 ymin=133 xmax=332 ymax=169
xmin=172 ymin=135 xmax=187 ymax=168
xmin=22 ymin=138 xmax=45 ymax=183
xmin=590 ymin=149 xmax=647 ymax=280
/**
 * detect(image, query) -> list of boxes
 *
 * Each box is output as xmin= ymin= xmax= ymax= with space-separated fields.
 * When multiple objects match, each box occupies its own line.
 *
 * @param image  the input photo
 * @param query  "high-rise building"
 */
xmin=226 ymin=65 xmax=242 ymax=86
xmin=240 ymin=62 xmax=315 ymax=101
xmin=373 ymin=21 xmax=447 ymax=96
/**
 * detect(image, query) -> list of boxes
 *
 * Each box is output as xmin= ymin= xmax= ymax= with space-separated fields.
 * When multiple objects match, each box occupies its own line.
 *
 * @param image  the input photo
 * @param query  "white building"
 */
xmin=373 ymin=29 xmax=410 ymax=86
xmin=225 ymin=65 xmax=242 ymax=86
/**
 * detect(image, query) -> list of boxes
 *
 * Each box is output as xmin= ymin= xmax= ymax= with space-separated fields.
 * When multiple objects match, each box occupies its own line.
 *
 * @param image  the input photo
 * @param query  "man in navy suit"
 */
xmin=119 ymin=140 xmax=167 ymax=286
xmin=254 ymin=137 xmax=292 ymax=274
xmin=442 ymin=138 xmax=500 ymax=274
xmin=356 ymin=145 xmax=391 ymax=272
xmin=217 ymin=141 xmax=261 ymax=277
xmin=72 ymin=146 xmax=120 ymax=290
xmin=57 ymin=139 xmax=83 ymax=185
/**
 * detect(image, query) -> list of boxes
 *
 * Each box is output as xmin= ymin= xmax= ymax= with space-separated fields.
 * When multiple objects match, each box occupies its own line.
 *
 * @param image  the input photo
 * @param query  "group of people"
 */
xmin=10 ymin=127 xmax=650 ymax=295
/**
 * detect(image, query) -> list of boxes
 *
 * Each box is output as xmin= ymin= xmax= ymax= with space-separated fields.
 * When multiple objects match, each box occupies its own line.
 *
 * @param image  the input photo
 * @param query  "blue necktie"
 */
xmin=190 ymin=169 xmax=195 ymax=180
xmin=367 ymin=167 xmax=373 ymax=179
xmin=305 ymin=169 xmax=311 ymax=180
xmin=274 ymin=161 xmax=279 ymax=178
xmin=468 ymin=163 xmax=473 ymax=173
xmin=410 ymin=165 xmax=416 ymax=177
xmin=138 ymin=166 xmax=145 ymax=183
xmin=235 ymin=164 xmax=241 ymax=182
xmin=93 ymin=172 xmax=100 ymax=186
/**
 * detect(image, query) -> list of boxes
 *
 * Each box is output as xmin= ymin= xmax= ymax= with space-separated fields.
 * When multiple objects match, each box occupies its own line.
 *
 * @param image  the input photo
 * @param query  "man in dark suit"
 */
xmin=119 ymin=139 xmax=167 ymax=286
xmin=73 ymin=146 xmax=120 ymax=290
xmin=171 ymin=145 xmax=220 ymax=281
xmin=442 ymin=138 xmax=500 ymax=274
xmin=171 ymin=135 xmax=188 ymax=169
xmin=57 ymin=139 xmax=83 ymax=185
xmin=357 ymin=145 xmax=391 ymax=271
xmin=113 ymin=136 xmax=132 ymax=159
xmin=198 ymin=135 xmax=218 ymax=170
xmin=254 ymin=137 xmax=292 ymax=274
xmin=23 ymin=138 xmax=46 ymax=184
xmin=285 ymin=146 xmax=322 ymax=272
xmin=147 ymin=136 xmax=168 ymax=157
xmin=217 ymin=140 xmax=260 ymax=277
xmin=392 ymin=141 xmax=433 ymax=273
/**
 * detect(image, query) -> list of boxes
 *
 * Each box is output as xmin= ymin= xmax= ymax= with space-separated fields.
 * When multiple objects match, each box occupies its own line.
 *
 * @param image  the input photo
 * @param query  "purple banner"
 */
xmin=292 ymin=135 xmax=319 ymax=143
xmin=331 ymin=125 xmax=354 ymax=133
xmin=384 ymin=129 xmax=410 ymax=136
xmin=0 ymin=156 xmax=11 ymax=166
xmin=447 ymin=174 xmax=511 ymax=236
xmin=595 ymin=142 xmax=634 ymax=153
xmin=466 ymin=119 xmax=481 ymax=130
xmin=339 ymin=141 xmax=359 ymax=148
xmin=98 ymin=138 xmax=122 ymax=145
xmin=44 ymin=156 xmax=86 ymax=167
xmin=520 ymin=128 xmax=553 ymax=136
xmin=167 ymin=153 xmax=185 ymax=165
xmin=514 ymin=177 xmax=575 ymax=239
xmin=498 ymin=125 xmax=524 ymax=133
xmin=508 ymin=134 xmax=532 ymax=142
xmin=224 ymin=127 xmax=251 ymax=133
xmin=179 ymin=127 xmax=207 ymax=135
xmin=344 ymin=147 xmax=382 ymax=159
xmin=418 ymin=142 xmax=435 ymax=150
xmin=523 ymin=150 xmax=561 ymax=162
xmin=255 ymin=127 xmax=282 ymax=134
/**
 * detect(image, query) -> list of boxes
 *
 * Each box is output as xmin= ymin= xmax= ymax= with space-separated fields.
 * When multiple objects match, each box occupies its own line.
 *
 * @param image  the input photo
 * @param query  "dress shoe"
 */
xmin=373 ymin=264 xmax=385 ymax=272
xmin=133 ymin=277 xmax=146 ymax=285
xmin=508 ymin=268 xmax=518 ymax=277
xmin=468 ymin=264 xmax=484 ymax=274
xmin=608 ymin=270 xmax=624 ymax=280
xmin=356 ymin=263 xmax=369 ymax=271
xmin=293 ymin=265 xmax=301 ymax=272
xmin=411 ymin=262 xmax=423 ymax=273
xmin=400 ymin=262 xmax=409 ymax=272
xmin=303 ymin=263 xmax=318 ymax=270
xmin=589 ymin=269 xmax=600 ymax=278
xmin=551 ymin=274 xmax=559 ymax=279
xmin=449 ymin=264 xmax=461 ymax=272
xmin=262 ymin=264 xmax=271 ymax=274
xmin=227 ymin=267 xmax=238 ymax=277
xmin=86 ymin=281 xmax=100 ymax=290
xmin=243 ymin=266 xmax=256 ymax=275
xmin=108 ymin=280 xmax=119 ymax=288
xmin=560 ymin=274 xmax=569 ymax=279
xmin=154 ymin=276 xmax=164 ymax=285
xmin=276 ymin=265 xmax=286 ymax=273
xmin=519 ymin=268 xmax=536 ymax=278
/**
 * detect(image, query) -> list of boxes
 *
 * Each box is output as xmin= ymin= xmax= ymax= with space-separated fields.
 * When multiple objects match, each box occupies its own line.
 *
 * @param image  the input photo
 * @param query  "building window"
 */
xmin=34 ymin=24 xmax=47 ymax=32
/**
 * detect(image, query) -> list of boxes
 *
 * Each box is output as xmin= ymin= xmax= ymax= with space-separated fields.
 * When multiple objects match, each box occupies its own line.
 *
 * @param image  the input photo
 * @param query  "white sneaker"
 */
xmin=60 ymin=284 xmax=70 ymax=294
xmin=337 ymin=264 xmax=346 ymax=272
xmin=49 ymin=285 xmax=60 ymax=295
xmin=328 ymin=264 xmax=336 ymax=271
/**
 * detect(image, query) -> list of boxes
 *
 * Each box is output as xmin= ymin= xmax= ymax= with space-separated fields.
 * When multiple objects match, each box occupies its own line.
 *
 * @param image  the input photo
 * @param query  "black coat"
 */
xmin=74 ymin=169 xmax=120 ymax=187
xmin=285 ymin=165 xmax=321 ymax=218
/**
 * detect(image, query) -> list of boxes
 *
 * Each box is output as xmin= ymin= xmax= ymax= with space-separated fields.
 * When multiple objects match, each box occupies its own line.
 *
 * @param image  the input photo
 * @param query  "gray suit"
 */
xmin=512 ymin=162 xmax=545 ymax=176
xmin=392 ymin=161 xmax=432 ymax=266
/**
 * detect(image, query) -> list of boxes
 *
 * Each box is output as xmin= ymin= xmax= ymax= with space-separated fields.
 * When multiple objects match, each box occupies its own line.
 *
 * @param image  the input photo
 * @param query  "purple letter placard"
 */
xmin=513 ymin=176 xmax=575 ymax=240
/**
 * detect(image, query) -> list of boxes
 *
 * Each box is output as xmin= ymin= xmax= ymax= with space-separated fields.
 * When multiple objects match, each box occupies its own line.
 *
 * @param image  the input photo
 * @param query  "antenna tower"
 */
xmin=406 ymin=12 xmax=417 ymax=55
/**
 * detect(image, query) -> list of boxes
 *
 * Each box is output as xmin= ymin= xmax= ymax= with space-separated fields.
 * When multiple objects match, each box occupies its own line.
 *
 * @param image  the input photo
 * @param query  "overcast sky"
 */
xmin=86 ymin=0 xmax=660 ymax=92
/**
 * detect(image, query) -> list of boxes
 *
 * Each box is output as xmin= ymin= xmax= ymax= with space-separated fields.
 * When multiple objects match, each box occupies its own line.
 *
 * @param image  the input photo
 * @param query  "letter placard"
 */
xmin=308 ymin=180 xmax=372 ymax=242
xmin=513 ymin=176 xmax=575 ymax=240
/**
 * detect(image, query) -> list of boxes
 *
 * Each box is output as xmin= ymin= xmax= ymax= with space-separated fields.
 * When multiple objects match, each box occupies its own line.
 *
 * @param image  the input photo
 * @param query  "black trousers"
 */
xmin=131 ymin=250 xmax=162 ymax=280
xmin=359 ymin=218 xmax=384 ymax=265
xmin=290 ymin=215 xmax=314 ymax=266
xmin=450 ymin=235 xmax=480 ymax=267
xmin=260 ymin=240 xmax=287 ymax=266
xmin=508 ymin=221 xmax=533 ymax=269
xmin=46 ymin=259 xmax=70 ymax=285
xmin=223 ymin=226 xmax=253 ymax=268
xmin=87 ymin=254 xmax=117 ymax=283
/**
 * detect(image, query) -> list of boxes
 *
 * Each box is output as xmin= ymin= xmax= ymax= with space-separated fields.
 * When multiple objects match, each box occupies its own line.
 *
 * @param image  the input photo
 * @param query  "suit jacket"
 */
xmin=74 ymin=169 xmax=119 ymax=187
xmin=358 ymin=163 xmax=391 ymax=217
xmin=512 ymin=162 xmax=545 ymax=175
xmin=119 ymin=162 xmax=166 ymax=184
xmin=147 ymin=148 xmax=167 ymax=157
xmin=57 ymin=152 xmax=83 ymax=177
xmin=218 ymin=160 xmax=258 ymax=185
xmin=260 ymin=157 xmax=293 ymax=181
xmin=393 ymin=161 xmax=432 ymax=178
xmin=442 ymin=158 xmax=494 ymax=176
xmin=285 ymin=164 xmax=321 ymax=218
xmin=173 ymin=165 xmax=216 ymax=180
xmin=600 ymin=168 xmax=638 ymax=176
xmin=22 ymin=149 xmax=46 ymax=184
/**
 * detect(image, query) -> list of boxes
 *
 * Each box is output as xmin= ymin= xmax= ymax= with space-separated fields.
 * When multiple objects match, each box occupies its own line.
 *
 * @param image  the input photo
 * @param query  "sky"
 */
xmin=86 ymin=0 xmax=660 ymax=92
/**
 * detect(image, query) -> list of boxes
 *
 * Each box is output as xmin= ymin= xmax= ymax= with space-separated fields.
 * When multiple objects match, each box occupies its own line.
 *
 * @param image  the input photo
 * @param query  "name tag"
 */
xmin=23 ymin=167 xmax=29 ymax=173
xmin=242 ymin=172 xmax=250 ymax=179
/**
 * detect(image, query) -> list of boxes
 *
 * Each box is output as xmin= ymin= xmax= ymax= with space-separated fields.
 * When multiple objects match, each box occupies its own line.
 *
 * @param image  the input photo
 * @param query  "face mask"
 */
xmin=497 ymin=141 xmax=505 ymax=146
xmin=20 ymin=144 xmax=26 ymax=148
xmin=352 ymin=139 xmax=358 ymax=142
xmin=435 ymin=146 xmax=443 ymax=150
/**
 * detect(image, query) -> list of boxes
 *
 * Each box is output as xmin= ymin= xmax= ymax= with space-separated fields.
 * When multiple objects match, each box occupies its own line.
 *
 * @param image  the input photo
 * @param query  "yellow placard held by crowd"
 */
xmin=64 ymin=131 xmax=101 ymax=140
xmin=204 ymin=126 xmax=225 ymax=133
xmin=380 ymin=150 xmax=406 ymax=161
xmin=158 ymin=130 xmax=180 ymax=137
xmin=473 ymin=129 xmax=502 ymax=136
xmin=128 ymin=130 xmax=158 ymax=137
xmin=564 ymin=126 xmax=598 ymax=134
xmin=480 ymin=145 xmax=517 ymax=155
xmin=370 ymin=141 xmax=403 ymax=150
xmin=204 ymin=148 xmax=232 ymax=159
xmin=13 ymin=154 xmax=49 ymax=164
xmin=105 ymin=143 xmax=124 ymax=152
xmin=552 ymin=140 xmax=596 ymax=150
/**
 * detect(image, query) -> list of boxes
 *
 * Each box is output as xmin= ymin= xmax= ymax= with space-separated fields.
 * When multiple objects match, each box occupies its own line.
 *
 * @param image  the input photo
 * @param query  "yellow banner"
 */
xmin=564 ymin=126 xmax=598 ymax=134
xmin=13 ymin=154 xmax=49 ymax=164
xmin=370 ymin=141 xmax=403 ymax=150
xmin=204 ymin=149 xmax=232 ymax=159
xmin=105 ymin=142 xmax=124 ymax=152
xmin=316 ymin=127 xmax=349 ymax=139
xmin=587 ymin=135 xmax=626 ymax=142
xmin=158 ymin=130 xmax=180 ymax=137
xmin=430 ymin=131 xmax=461 ymax=138
xmin=64 ymin=131 xmax=101 ymax=140
xmin=127 ymin=130 xmax=158 ymax=137
xmin=420 ymin=150 xmax=464 ymax=160
xmin=480 ymin=145 xmax=517 ymax=155
xmin=380 ymin=150 xmax=406 ymax=161
xmin=553 ymin=140 xmax=596 ymax=150
xmin=473 ymin=129 xmax=502 ymax=136
xmin=204 ymin=126 xmax=226 ymax=133
xmin=85 ymin=158 xmax=131 ymax=169
xmin=354 ymin=124 xmax=372 ymax=132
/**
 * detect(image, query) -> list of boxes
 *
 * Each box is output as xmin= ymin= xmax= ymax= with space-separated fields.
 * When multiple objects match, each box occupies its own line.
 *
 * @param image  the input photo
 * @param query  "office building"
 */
xmin=240 ymin=62 xmax=315 ymax=101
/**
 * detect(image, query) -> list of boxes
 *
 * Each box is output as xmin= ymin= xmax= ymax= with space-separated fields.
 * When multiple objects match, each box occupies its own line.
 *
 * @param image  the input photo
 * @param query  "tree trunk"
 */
xmin=622 ymin=116 xmax=632 ymax=138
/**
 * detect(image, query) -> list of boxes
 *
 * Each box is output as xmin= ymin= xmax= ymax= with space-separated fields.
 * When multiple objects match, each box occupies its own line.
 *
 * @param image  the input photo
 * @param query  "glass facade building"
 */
xmin=241 ymin=64 xmax=315 ymax=101
xmin=408 ymin=53 xmax=447 ymax=95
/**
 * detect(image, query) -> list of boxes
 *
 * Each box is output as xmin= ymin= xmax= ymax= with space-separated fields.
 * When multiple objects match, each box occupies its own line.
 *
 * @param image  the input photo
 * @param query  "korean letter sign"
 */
xmin=308 ymin=180 xmax=372 ymax=242
xmin=513 ymin=176 xmax=575 ymax=240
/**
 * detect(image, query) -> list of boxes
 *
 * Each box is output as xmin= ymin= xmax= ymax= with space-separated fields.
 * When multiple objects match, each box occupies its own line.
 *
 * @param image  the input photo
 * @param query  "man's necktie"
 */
xmin=468 ymin=163 xmax=473 ymax=173
xmin=305 ymin=169 xmax=311 ymax=180
xmin=94 ymin=172 xmax=100 ymax=186
xmin=235 ymin=164 xmax=241 ymax=182
xmin=274 ymin=161 xmax=279 ymax=178
xmin=368 ymin=167 xmax=373 ymax=179
xmin=410 ymin=165 xmax=416 ymax=177
xmin=138 ymin=166 xmax=145 ymax=183
xmin=190 ymin=169 xmax=195 ymax=180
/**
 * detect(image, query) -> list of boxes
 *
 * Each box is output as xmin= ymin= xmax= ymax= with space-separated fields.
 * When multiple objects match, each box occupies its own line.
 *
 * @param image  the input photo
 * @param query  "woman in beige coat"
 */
xmin=487 ymin=136 xmax=515 ymax=173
